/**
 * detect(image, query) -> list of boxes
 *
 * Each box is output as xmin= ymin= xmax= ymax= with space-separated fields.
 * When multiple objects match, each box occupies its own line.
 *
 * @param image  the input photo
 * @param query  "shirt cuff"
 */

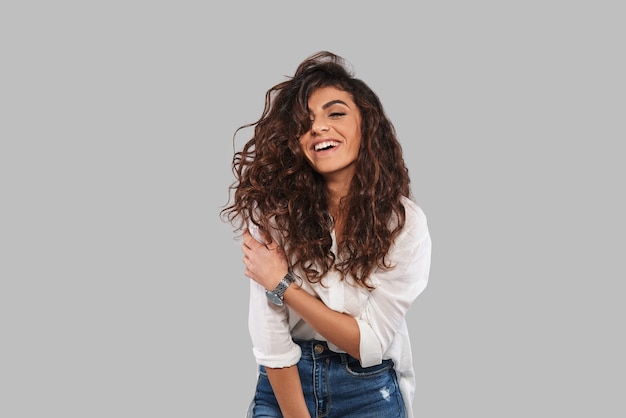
xmin=253 ymin=342 xmax=302 ymax=369
xmin=356 ymin=318 xmax=383 ymax=367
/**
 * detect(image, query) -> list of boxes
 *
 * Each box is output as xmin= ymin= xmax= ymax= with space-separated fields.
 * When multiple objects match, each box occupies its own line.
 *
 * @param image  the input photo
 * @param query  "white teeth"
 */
xmin=314 ymin=141 xmax=339 ymax=151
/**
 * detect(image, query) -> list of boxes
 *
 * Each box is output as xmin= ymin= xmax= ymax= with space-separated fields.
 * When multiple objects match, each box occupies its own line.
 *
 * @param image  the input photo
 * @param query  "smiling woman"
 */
xmin=299 ymin=87 xmax=362 ymax=198
xmin=220 ymin=51 xmax=432 ymax=418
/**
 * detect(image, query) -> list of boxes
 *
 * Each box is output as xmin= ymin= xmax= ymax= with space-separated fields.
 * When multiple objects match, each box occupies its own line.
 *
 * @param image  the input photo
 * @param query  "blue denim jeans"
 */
xmin=247 ymin=339 xmax=406 ymax=418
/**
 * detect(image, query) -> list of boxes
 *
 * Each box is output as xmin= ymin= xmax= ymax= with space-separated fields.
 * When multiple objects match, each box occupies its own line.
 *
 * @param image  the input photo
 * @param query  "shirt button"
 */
xmin=314 ymin=344 xmax=324 ymax=354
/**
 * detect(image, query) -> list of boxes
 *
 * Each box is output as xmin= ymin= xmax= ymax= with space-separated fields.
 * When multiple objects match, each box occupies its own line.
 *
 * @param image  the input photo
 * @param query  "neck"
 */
xmin=326 ymin=194 xmax=349 ymax=233
xmin=324 ymin=174 xmax=352 ymax=228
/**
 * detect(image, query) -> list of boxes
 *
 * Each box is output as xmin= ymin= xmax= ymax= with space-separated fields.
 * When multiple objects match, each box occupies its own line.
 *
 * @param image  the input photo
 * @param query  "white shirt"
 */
xmin=248 ymin=197 xmax=431 ymax=418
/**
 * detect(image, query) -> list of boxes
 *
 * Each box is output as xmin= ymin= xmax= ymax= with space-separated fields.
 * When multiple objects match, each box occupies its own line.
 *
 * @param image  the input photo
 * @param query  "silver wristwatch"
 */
xmin=265 ymin=271 xmax=295 ymax=306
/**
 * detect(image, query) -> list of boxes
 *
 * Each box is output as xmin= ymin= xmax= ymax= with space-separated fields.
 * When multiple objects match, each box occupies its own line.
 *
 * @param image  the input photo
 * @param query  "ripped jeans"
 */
xmin=247 ymin=339 xmax=406 ymax=418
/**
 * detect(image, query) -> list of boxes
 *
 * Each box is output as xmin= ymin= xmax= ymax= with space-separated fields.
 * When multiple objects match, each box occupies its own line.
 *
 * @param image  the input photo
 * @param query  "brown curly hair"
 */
xmin=221 ymin=51 xmax=412 ymax=288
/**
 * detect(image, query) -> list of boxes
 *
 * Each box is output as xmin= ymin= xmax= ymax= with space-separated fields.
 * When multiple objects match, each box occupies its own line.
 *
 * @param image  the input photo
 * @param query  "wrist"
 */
xmin=265 ymin=271 xmax=295 ymax=306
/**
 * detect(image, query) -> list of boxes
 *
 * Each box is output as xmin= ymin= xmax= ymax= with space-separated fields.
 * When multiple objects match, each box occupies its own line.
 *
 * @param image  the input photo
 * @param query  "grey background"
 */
xmin=1 ymin=1 xmax=624 ymax=417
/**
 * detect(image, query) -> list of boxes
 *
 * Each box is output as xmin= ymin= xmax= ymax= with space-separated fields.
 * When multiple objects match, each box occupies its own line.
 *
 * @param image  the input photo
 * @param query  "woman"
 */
xmin=221 ymin=51 xmax=431 ymax=418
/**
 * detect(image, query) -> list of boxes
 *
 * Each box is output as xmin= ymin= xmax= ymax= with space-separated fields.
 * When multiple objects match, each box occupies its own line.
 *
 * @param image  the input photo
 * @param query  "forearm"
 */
xmin=266 ymin=365 xmax=310 ymax=418
xmin=283 ymin=284 xmax=361 ymax=360
xmin=242 ymin=231 xmax=361 ymax=359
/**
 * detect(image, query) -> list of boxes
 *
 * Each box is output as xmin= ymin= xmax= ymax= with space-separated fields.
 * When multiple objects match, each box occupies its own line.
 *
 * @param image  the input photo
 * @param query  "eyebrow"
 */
xmin=322 ymin=99 xmax=349 ymax=109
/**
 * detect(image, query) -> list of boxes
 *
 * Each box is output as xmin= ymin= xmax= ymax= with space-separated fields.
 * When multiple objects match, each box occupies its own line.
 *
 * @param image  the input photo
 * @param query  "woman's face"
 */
xmin=298 ymin=86 xmax=362 ymax=184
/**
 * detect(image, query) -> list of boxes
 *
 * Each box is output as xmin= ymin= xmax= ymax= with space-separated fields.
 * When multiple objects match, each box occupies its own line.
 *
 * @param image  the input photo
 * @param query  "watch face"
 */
xmin=265 ymin=290 xmax=284 ymax=306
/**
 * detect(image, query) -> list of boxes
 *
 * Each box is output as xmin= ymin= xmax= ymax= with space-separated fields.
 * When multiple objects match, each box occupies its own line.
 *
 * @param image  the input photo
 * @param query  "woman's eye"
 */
xmin=329 ymin=112 xmax=345 ymax=118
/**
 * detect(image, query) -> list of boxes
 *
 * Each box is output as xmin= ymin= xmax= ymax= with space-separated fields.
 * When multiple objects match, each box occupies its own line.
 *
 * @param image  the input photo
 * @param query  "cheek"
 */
xmin=298 ymin=136 xmax=310 ymax=153
xmin=297 ymin=138 xmax=312 ymax=162
xmin=351 ymin=130 xmax=363 ymax=150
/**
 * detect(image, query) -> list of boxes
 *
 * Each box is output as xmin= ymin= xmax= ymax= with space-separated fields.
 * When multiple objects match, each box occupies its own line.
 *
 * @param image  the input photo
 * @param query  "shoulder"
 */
xmin=400 ymin=196 xmax=428 ymax=228
xmin=398 ymin=196 xmax=430 ymax=243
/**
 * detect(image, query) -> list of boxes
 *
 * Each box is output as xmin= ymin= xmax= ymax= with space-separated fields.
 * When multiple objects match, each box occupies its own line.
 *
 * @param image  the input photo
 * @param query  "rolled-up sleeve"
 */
xmin=248 ymin=280 xmax=302 ymax=368
xmin=357 ymin=203 xmax=431 ymax=367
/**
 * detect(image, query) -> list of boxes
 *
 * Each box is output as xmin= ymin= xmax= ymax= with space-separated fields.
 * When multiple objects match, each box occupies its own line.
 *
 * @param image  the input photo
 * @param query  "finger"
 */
xmin=241 ymin=230 xmax=251 ymax=244
xmin=241 ymin=230 xmax=257 ymax=249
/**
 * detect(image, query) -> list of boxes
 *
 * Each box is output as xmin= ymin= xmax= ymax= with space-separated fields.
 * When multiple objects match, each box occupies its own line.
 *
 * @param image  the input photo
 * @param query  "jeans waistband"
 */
xmin=294 ymin=339 xmax=356 ymax=363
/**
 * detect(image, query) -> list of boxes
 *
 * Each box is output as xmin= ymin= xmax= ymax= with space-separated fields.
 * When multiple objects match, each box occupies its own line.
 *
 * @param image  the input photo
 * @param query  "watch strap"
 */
xmin=266 ymin=271 xmax=295 ymax=305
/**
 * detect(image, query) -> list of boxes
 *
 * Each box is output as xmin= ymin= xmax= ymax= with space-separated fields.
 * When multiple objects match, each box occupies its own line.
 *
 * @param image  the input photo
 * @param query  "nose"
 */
xmin=311 ymin=119 xmax=329 ymax=135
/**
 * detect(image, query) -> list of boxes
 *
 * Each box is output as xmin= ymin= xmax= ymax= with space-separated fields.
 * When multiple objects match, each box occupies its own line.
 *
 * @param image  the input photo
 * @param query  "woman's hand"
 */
xmin=242 ymin=230 xmax=289 ymax=290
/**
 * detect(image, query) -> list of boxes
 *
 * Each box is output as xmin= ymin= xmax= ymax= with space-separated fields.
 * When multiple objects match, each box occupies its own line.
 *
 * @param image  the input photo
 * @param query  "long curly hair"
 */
xmin=221 ymin=51 xmax=412 ymax=288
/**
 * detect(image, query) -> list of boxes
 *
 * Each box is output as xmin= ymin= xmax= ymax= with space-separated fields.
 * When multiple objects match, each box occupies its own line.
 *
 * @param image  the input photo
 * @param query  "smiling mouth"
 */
xmin=314 ymin=141 xmax=340 ymax=151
